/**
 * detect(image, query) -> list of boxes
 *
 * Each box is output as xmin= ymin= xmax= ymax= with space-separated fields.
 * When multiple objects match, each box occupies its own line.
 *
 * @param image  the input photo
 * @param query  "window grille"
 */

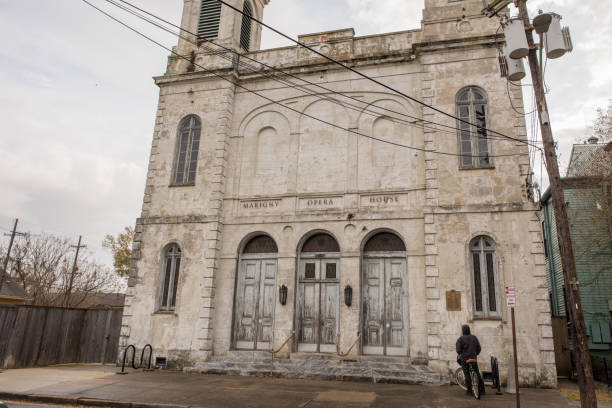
xmin=159 ymin=244 xmax=181 ymax=311
xmin=240 ymin=1 xmax=253 ymax=51
xmin=197 ymin=0 xmax=222 ymax=43
xmin=470 ymin=236 xmax=499 ymax=318
xmin=301 ymin=233 xmax=340 ymax=253
xmin=173 ymin=115 xmax=201 ymax=185
xmin=456 ymin=87 xmax=491 ymax=168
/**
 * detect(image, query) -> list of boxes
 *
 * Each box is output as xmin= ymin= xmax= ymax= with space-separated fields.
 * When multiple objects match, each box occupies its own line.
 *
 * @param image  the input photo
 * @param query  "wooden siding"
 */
xmin=542 ymin=184 xmax=612 ymax=352
xmin=0 ymin=305 xmax=122 ymax=369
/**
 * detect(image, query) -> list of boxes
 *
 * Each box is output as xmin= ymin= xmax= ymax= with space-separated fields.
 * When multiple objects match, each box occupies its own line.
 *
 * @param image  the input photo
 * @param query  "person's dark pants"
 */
xmin=461 ymin=361 xmax=485 ymax=394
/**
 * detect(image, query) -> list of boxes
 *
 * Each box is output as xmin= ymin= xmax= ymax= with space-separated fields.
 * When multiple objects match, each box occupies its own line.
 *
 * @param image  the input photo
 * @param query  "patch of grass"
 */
xmin=559 ymin=388 xmax=612 ymax=403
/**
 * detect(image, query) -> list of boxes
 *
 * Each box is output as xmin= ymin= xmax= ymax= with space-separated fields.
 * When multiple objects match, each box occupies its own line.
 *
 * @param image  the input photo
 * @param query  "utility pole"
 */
xmin=515 ymin=1 xmax=597 ymax=406
xmin=0 ymin=219 xmax=25 ymax=292
xmin=64 ymin=235 xmax=87 ymax=308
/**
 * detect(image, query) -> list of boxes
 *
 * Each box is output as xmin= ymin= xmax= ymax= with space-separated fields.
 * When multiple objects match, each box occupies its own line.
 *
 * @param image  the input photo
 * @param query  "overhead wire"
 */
xmin=108 ymin=0 xmax=541 ymax=149
xmin=80 ymin=0 xmax=532 ymax=159
xmin=106 ymin=0 xmax=451 ymax=137
xmin=212 ymin=0 xmax=540 ymax=150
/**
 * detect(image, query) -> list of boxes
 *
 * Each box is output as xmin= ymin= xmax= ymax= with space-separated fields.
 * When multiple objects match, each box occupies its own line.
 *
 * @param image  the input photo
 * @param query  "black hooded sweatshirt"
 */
xmin=456 ymin=325 xmax=481 ymax=362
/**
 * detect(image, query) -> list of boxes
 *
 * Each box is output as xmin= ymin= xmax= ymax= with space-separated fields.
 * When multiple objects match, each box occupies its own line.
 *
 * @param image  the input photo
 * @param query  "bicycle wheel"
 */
xmin=470 ymin=370 xmax=480 ymax=400
xmin=454 ymin=367 xmax=467 ymax=390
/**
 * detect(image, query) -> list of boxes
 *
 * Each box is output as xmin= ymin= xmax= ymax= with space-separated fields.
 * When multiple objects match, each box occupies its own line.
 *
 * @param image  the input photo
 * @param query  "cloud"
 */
xmin=1 ymin=0 xmax=609 ymax=265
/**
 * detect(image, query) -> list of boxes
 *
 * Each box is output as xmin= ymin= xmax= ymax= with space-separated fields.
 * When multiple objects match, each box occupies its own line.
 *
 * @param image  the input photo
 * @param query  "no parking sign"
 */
xmin=505 ymin=285 xmax=516 ymax=308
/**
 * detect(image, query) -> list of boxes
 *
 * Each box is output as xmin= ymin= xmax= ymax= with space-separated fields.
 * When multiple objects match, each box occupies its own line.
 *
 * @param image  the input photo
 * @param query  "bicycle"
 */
xmin=453 ymin=358 xmax=483 ymax=400
xmin=455 ymin=356 xmax=501 ymax=396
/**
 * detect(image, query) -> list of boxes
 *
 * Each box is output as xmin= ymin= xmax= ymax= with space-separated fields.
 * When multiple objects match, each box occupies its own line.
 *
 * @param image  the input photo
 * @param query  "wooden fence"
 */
xmin=0 ymin=305 xmax=122 ymax=369
xmin=592 ymin=355 xmax=612 ymax=386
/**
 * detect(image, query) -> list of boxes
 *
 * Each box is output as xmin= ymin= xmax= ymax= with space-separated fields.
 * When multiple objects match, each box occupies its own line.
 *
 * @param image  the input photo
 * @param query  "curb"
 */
xmin=0 ymin=393 xmax=192 ymax=408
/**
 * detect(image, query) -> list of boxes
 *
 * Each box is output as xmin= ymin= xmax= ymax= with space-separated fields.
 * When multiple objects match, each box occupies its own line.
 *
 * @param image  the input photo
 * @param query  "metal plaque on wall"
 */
xmin=446 ymin=290 xmax=461 ymax=311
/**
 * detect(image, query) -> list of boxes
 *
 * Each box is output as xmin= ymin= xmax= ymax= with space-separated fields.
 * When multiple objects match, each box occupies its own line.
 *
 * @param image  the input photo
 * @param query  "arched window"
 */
xmin=469 ymin=236 xmax=499 ymax=318
xmin=243 ymin=235 xmax=278 ymax=254
xmin=173 ymin=115 xmax=201 ymax=185
xmin=197 ymin=0 xmax=222 ymax=43
xmin=159 ymin=244 xmax=181 ymax=311
xmin=301 ymin=233 xmax=340 ymax=253
xmin=240 ymin=1 xmax=253 ymax=51
xmin=456 ymin=87 xmax=491 ymax=168
xmin=363 ymin=232 xmax=406 ymax=252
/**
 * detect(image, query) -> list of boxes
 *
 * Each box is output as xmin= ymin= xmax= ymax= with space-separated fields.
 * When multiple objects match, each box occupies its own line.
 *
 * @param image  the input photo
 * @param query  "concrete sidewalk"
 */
xmin=0 ymin=364 xmax=600 ymax=408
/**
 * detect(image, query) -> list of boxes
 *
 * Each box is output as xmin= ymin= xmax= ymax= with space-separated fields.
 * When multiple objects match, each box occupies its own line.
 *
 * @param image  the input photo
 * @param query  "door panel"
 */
xmin=235 ymin=257 xmax=277 ymax=350
xmin=364 ymin=259 xmax=384 ymax=350
xmin=320 ymin=282 xmax=338 ymax=345
xmin=387 ymin=259 xmax=405 ymax=349
xmin=256 ymin=259 xmax=277 ymax=349
xmin=298 ymin=258 xmax=339 ymax=352
xmin=237 ymin=260 xmax=259 ymax=345
xmin=362 ymin=256 xmax=407 ymax=355
xmin=300 ymin=282 xmax=319 ymax=345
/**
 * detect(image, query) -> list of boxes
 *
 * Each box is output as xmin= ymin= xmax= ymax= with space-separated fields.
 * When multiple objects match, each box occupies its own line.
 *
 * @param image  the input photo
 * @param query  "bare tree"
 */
xmin=1 ymin=232 xmax=124 ymax=307
xmin=593 ymin=100 xmax=612 ymax=142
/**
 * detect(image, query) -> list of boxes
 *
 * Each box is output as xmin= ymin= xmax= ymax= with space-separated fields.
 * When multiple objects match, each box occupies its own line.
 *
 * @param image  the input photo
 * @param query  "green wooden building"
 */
xmin=540 ymin=139 xmax=612 ymax=358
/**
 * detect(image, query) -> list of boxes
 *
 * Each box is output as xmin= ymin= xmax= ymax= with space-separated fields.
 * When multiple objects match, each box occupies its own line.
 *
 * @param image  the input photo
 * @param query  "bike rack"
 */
xmin=118 ymin=345 xmax=135 ymax=375
xmin=481 ymin=356 xmax=502 ymax=395
xmin=139 ymin=344 xmax=154 ymax=371
xmin=117 ymin=344 xmax=154 ymax=374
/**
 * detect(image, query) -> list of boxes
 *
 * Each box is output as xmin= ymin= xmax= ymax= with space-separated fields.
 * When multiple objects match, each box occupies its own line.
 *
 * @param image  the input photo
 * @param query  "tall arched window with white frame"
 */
xmin=469 ymin=236 xmax=499 ymax=318
xmin=456 ymin=87 xmax=491 ymax=168
xmin=158 ymin=243 xmax=181 ymax=312
xmin=173 ymin=115 xmax=201 ymax=185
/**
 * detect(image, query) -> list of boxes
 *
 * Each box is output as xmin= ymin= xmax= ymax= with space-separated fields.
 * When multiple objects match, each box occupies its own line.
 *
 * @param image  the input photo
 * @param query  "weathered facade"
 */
xmin=120 ymin=0 xmax=556 ymax=386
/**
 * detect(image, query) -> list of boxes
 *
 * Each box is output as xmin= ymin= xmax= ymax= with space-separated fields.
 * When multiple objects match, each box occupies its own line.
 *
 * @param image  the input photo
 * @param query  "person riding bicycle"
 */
xmin=456 ymin=324 xmax=485 ymax=396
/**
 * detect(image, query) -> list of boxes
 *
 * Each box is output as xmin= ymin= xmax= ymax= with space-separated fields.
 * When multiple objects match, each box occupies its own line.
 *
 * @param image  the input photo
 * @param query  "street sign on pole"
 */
xmin=505 ymin=285 xmax=516 ymax=308
xmin=506 ymin=285 xmax=520 ymax=408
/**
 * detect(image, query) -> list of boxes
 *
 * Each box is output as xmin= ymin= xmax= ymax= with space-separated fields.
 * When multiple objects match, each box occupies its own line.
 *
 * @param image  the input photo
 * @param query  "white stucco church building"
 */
xmin=120 ymin=0 xmax=557 ymax=386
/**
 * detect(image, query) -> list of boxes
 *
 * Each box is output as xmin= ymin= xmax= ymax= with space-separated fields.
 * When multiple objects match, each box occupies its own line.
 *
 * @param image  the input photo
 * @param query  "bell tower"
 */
xmin=176 ymin=0 xmax=270 ymax=54
xmin=421 ymin=0 xmax=498 ymax=41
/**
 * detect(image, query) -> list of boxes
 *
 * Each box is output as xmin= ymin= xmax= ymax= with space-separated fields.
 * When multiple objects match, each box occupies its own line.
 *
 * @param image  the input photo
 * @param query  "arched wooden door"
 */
xmin=296 ymin=233 xmax=340 ymax=353
xmin=362 ymin=232 xmax=408 ymax=356
xmin=234 ymin=235 xmax=278 ymax=350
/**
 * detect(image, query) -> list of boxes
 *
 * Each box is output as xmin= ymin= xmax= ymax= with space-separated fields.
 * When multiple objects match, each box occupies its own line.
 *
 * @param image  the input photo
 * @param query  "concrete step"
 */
xmin=290 ymin=352 xmax=341 ymax=361
xmin=210 ymin=350 xmax=273 ymax=361
xmin=358 ymin=355 xmax=412 ymax=364
xmin=188 ymin=354 xmax=442 ymax=385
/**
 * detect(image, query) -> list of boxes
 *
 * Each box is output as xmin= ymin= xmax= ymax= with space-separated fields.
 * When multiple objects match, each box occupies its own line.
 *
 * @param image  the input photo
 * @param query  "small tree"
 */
xmin=102 ymin=226 xmax=134 ymax=277
xmin=593 ymin=99 xmax=612 ymax=142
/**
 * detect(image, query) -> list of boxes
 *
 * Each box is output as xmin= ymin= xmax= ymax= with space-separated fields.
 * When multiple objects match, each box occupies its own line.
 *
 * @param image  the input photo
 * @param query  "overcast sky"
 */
xmin=1 ymin=0 xmax=610 ymax=266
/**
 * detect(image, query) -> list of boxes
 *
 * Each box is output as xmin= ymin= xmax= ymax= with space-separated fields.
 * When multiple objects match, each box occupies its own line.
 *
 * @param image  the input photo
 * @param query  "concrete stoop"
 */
xmin=186 ymin=351 xmax=442 ymax=385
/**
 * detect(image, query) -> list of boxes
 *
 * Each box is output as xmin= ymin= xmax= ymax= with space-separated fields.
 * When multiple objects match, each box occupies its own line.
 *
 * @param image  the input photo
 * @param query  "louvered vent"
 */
xmin=498 ymin=55 xmax=509 ymax=78
xmin=240 ymin=1 xmax=253 ymax=51
xmin=197 ymin=0 xmax=222 ymax=42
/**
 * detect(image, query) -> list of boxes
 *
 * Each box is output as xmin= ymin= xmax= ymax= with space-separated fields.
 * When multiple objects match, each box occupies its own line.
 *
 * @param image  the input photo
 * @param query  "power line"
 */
xmin=212 ymin=0 xmax=538 ymax=149
xmin=80 ymin=0 xmax=531 ymax=160
xmin=107 ymin=0 xmax=541 ymax=150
